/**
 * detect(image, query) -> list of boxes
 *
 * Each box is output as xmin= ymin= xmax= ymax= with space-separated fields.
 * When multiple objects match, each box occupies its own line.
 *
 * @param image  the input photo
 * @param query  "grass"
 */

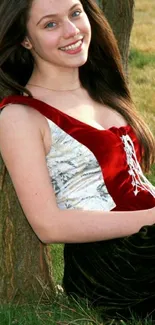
xmin=0 ymin=297 xmax=104 ymax=325
xmin=129 ymin=0 xmax=155 ymax=137
xmin=129 ymin=49 xmax=155 ymax=69
xmin=1 ymin=300 xmax=154 ymax=325
xmin=1 ymin=0 xmax=155 ymax=324
xmin=129 ymin=49 xmax=155 ymax=137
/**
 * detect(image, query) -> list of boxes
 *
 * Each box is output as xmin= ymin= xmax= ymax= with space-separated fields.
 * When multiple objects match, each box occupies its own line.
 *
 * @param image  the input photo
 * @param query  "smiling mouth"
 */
xmin=59 ymin=39 xmax=83 ymax=51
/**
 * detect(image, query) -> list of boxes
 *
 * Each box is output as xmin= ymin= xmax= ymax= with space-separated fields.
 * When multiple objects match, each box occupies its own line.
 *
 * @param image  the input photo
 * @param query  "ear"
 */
xmin=21 ymin=37 xmax=32 ymax=50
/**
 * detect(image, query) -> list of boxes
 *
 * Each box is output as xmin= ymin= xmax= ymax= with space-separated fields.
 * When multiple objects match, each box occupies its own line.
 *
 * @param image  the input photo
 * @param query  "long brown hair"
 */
xmin=0 ymin=0 xmax=154 ymax=171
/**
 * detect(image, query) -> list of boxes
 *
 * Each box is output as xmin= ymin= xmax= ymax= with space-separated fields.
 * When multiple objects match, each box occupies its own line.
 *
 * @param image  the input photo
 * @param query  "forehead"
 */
xmin=30 ymin=0 xmax=81 ymax=18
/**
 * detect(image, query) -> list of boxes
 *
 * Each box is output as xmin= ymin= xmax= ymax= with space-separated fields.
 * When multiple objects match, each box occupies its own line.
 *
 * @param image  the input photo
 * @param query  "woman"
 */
xmin=0 ymin=0 xmax=155 ymax=319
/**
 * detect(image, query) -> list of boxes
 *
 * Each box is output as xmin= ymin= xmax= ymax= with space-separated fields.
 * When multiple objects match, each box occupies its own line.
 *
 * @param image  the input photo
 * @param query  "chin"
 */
xmin=66 ymin=54 xmax=89 ymax=68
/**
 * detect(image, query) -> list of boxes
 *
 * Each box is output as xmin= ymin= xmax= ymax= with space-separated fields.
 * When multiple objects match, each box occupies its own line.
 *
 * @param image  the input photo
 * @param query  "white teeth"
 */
xmin=60 ymin=40 xmax=82 ymax=51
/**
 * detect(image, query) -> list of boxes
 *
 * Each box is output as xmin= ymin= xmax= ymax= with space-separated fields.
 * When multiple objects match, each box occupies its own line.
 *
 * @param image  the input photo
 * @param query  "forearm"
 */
xmin=43 ymin=207 xmax=155 ymax=244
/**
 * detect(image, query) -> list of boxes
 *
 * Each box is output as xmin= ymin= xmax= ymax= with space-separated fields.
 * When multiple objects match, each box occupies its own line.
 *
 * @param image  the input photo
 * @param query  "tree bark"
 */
xmin=101 ymin=0 xmax=135 ymax=74
xmin=0 ymin=155 xmax=55 ymax=304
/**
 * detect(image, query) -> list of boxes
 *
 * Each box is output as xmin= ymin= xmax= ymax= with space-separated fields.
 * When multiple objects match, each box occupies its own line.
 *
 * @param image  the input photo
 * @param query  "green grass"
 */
xmin=0 ymin=299 xmax=154 ymax=325
xmin=148 ymin=165 xmax=155 ymax=185
xmin=51 ymin=244 xmax=64 ymax=284
xmin=0 ymin=298 xmax=104 ymax=325
xmin=129 ymin=48 xmax=155 ymax=69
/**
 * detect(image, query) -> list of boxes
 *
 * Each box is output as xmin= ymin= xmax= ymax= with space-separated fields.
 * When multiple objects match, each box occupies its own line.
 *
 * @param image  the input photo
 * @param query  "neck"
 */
xmin=29 ymin=63 xmax=81 ymax=91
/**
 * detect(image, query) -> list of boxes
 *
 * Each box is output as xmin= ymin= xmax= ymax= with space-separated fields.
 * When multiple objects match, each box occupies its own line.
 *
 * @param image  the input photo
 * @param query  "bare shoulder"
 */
xmin=0 ymin=103 xmax=51 ymax=155
xmin=0 ymin=102 xmax=46 ymax=169
xmin=0 ymin=102 xmax=43 ymax=127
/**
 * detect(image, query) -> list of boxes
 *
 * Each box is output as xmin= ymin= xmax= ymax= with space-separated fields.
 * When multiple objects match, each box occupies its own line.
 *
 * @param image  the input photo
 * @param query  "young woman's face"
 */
xmin=26 ymin=0 xmax=91 ymax=69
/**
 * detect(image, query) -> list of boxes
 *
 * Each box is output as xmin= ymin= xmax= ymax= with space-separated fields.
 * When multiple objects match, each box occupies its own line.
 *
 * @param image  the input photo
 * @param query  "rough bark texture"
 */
xmin=0 ymin=155 xmax=55 ymax=304
xmin=101 ymin=0 xmax=135 ymax=74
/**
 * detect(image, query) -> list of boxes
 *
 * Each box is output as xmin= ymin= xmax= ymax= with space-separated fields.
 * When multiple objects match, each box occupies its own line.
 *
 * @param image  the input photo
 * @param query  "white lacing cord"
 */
xmin=121 ymin=135 xmax=155 ymax=197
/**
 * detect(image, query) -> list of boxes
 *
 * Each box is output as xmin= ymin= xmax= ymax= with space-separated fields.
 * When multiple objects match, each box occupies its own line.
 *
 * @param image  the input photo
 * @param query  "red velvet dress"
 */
xmin=0 ymin=95 xmax=155 ymax=319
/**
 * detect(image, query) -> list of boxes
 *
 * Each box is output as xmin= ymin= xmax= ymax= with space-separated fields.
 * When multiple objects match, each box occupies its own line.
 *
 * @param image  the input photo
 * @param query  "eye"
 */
xmin=72 ymin=10 xmax=82 ymax=17
xmin=45 ymin=22 xmax=57 ymax=29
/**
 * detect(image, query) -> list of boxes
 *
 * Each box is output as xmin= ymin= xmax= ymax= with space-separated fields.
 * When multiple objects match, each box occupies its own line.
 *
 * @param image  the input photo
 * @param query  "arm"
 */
xmin=0 ymin=104 xmax=154 ymax=244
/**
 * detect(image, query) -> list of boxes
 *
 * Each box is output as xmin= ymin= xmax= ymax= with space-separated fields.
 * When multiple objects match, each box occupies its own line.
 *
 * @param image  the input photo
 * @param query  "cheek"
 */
xmin=38 ymin=33 xmax=60 ymax=51
xmin=82 ymin=14 xmax=91 ymax=39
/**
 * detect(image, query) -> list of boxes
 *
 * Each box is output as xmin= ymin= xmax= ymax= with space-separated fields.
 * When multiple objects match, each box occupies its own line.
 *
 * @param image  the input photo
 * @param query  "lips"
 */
xmin=59 ymin=38 xmax=83 ymax=50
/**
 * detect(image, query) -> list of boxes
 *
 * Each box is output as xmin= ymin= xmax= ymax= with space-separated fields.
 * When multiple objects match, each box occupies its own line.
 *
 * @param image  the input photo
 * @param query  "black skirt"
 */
xmin=63 ymin=224 xmax=155 ymax=320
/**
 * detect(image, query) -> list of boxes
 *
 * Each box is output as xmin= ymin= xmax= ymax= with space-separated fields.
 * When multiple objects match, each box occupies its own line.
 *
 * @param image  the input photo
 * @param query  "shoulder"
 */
xmin=0 ymin=104 xmax=31 ymax=142
xmin=0 ymin=103 xmax=51 ymax=155
xmin=0 ymin=102 xmax=41 ymax=124
xmin=0 ymin=104 xmax=47 ymax=136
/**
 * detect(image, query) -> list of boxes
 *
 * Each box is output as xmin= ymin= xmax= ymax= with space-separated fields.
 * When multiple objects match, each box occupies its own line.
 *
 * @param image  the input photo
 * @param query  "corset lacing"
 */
xmin=121 ymin=134 xmax=155 ymax=198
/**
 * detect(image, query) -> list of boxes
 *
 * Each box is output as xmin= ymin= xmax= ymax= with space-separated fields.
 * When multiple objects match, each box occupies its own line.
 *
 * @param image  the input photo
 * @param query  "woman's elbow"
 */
xmin=37 ymin=231 xmax=58 ymax=244
xmin=35 ymin=216 xmax=61 ymax=244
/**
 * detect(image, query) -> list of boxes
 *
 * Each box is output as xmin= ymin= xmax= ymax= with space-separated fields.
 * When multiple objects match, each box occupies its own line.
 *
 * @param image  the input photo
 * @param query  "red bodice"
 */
xmin=0 ymin=95 xmax=155 ymax=211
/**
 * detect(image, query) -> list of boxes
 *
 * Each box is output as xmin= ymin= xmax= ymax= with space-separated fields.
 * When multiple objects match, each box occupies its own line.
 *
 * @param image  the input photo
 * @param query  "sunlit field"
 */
xmin=129 ymin=0 xmax=155 ymax=135
xmin=129 ymin=0 xmax=155 ymax=185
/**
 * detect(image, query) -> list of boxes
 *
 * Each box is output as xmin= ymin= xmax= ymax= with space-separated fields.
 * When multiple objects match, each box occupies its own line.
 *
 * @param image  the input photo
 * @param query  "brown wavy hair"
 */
xmin=0 ymin=0 xmax=154 ymax=171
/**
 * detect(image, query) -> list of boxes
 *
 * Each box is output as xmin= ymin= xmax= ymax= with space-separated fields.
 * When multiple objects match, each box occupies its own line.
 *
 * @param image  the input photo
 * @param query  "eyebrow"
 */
xmin=36 ymin=2 xmax=81 ymax=26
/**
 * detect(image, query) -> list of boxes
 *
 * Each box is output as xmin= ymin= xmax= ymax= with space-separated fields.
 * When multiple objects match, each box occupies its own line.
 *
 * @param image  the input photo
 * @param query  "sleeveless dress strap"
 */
xmin=0 ymin=95 xmax=56 ymax=119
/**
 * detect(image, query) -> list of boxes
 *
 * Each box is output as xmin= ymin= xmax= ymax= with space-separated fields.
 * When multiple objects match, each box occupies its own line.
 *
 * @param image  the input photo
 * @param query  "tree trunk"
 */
xmin=0 ymin=155 xmax=55 ymax=304
xmin=101 ymin=0 xmax=135 ymax=74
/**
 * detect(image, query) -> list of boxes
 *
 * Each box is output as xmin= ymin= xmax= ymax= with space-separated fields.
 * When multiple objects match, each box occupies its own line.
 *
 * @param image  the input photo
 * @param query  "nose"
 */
xmin=63 ymin=20 xmax=80 ymax=39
